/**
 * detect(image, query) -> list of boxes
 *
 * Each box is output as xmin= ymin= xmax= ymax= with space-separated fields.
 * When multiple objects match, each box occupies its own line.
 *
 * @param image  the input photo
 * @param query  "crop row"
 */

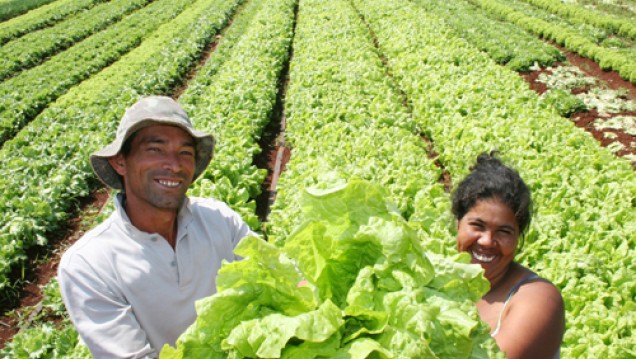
xmin=0 ymin=0 xmax=56 ymax=22
xmin=0 ymin=0 xmax=243 ymax=304
xmin=572 ymin=0 xmax=636 ymax=18
xmin=486 ymin=0 xmax=618 ymax=43
xmin=468 ymin=0 xmax=636 ymax=84
xmin=0 ymin=0 xmax=196 ymax=145
xmin=0 ymin=0 xmax=151 ymax=81
xmin=266 ymin=0 xmax=446 ymax=245
xmin=408 ymin=0 xmax=563 ymax=71
xmin=182 ymin=0 xmax=296 ymax=230
xmin=0 ymin=0 xmax=106 ymax=45
xmin=353 ymin=0 xmax=635 ymax=357
xmin=519 ymin=0 xmax=636 ymax=39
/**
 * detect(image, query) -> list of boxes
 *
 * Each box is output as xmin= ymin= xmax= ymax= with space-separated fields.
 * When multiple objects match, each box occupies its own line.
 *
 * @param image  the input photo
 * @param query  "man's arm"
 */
xmin=58 ymin=254 xmax=157 ymax=358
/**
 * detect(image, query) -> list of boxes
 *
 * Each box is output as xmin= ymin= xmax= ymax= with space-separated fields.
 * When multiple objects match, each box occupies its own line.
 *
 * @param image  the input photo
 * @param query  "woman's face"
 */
xmin=456 ymin=197 xmax=520 ymax=284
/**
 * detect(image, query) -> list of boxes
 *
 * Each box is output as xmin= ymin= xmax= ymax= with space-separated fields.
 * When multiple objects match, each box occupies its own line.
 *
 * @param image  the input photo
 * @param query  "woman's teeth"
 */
xmin=472 ymin=251 xmax=495 ymax=263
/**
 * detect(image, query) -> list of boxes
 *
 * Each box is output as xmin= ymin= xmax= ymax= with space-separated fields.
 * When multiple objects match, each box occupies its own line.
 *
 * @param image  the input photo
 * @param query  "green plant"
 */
xmin=541 ymin=88 xmax=587 ymax=117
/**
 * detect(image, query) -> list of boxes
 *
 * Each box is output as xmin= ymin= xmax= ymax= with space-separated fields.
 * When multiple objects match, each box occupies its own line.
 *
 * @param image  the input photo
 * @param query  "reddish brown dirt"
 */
xmin=520 ymin=48 xmax=636 ymax=167
xmin=171 ymin=37 xmax=220 ymax=98
xmin=254 ymin=62 xmax=292 ymax=224
xmin=0 ymin=189 xmax=110 ymax=348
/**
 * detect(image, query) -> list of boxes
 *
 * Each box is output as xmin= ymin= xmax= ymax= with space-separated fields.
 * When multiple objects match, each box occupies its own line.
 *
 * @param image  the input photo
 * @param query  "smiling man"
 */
xmin=57 ymin=96 xmax=255 ymax=358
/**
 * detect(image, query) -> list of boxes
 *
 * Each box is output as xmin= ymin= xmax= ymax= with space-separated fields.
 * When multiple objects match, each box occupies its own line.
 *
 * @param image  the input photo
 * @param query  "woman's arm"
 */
xmin=494 ymin=280 xmax=565 ymax=359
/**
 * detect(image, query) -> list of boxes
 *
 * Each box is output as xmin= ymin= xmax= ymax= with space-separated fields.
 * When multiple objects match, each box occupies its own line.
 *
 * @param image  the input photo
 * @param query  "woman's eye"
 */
xmin=500 ymin=228 xmax=516 ymax=237
xmin=470 ymin=222 xmax=484 ymax=230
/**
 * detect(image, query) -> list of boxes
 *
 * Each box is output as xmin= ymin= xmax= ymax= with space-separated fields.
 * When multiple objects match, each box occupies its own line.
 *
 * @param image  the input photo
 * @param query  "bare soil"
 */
xmin=0 ymin=189 xmax=110 ymax=348
xmin=521 ymin=47 xmax=636 ymax=166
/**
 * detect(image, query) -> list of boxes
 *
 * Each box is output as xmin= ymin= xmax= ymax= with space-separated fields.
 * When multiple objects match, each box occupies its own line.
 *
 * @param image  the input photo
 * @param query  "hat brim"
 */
xmin=90 ymin=119 xmax=214 ymax=190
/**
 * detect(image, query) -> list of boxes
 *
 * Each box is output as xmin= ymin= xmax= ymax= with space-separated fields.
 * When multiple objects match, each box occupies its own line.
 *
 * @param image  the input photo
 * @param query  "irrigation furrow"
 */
xmin=179 ymin=0 xmax=297 ymax=230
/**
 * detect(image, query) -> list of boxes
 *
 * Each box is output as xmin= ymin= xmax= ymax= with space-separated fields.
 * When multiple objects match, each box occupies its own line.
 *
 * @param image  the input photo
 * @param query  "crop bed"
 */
xmin=0 ymin=0 xmax=634 ymax=357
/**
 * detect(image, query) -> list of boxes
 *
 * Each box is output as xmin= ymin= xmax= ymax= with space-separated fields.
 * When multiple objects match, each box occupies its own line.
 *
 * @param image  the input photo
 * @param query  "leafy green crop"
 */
xmin=162 ymin=180 xmax=502 ymax=358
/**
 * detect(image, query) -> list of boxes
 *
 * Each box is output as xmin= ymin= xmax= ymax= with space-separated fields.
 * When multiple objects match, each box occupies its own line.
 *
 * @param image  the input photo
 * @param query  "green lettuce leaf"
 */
xmin=161 ymin=179 xmax=502 ymax=358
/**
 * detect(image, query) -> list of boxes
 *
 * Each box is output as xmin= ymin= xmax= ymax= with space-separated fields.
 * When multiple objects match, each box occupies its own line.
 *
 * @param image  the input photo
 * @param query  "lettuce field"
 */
xmin=0 ymin=0 xmax=634 ymax=357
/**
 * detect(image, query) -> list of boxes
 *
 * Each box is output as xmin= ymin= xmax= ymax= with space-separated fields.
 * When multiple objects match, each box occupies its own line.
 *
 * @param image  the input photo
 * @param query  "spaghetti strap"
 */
xmin=490 ymin=274 xmax=539 ymax=337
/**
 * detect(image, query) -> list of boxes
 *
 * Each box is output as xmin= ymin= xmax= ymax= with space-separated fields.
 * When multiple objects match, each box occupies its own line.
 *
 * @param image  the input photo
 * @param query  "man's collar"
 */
xmin=114 ymin=192 xmax=192 ymax=228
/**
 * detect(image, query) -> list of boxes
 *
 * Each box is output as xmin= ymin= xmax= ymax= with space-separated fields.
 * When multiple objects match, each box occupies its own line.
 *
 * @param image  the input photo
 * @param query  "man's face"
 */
xmin=109 ymin=125 xmax=196 ymax=212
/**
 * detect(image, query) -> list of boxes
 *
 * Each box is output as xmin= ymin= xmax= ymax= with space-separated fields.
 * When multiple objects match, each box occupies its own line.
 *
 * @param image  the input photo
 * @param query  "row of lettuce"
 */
xmin=0 ymin=0 xmax=107 ymax=45
xmin=1 ymin=0 xmax=634 ymax=357
xmin=467 ymin=0 xmax=636 ymax=84
xmin=408 ymin=0 xmax=564 ymax=71
xmin=0 ymin=0 xmax=57 ymax=22
xmin=0 ymin=0 xmax=198 ymax=144
xmin=0 ymin=0 xmax=151 ymax=81
xmin=521 ymin=0 xmax=636 ymax=39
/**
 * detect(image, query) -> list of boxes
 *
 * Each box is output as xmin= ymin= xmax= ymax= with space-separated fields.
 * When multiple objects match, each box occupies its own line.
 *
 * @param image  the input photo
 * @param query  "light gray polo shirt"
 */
xmin=58 ymin=194 xmax=254 ymax=358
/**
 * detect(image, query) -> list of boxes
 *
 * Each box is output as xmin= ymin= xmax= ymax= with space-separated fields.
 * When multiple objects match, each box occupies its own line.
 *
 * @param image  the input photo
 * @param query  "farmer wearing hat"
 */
xmin=57 ymin=96 xmax=255 ymax=358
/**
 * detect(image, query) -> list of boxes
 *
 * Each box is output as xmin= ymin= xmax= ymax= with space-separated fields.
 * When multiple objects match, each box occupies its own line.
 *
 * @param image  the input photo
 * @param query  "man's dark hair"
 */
xmin=113 ymin=131 xmax=139 ymax=191
xmin=120 ymin=131 xmax=138 ymax=157
xmin=451 ymin=151 xmax=533 ymax=236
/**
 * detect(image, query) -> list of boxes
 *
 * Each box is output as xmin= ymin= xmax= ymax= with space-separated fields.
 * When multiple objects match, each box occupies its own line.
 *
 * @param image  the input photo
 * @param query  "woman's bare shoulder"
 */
xmin=510 ymin=272 xmax=564 ymax=322
xmin=495 ymin=272 xmax=565 ymax=359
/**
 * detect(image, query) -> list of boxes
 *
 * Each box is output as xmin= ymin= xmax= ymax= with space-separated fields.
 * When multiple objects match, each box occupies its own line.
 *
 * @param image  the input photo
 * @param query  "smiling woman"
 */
xmin=451 ymin=152 xmax=565 ymax=359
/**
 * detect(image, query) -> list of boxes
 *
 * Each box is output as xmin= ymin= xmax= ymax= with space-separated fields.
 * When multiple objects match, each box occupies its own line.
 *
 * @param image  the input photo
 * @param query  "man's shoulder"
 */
xmin=188 ymin=196 xmax=238 ymax=216
xmin=59 ymin=215 xmax=119 ymax=268
xmin=188 ymin=196 xmax=229 ymax=208
xmin=186 ymin=197 xmax=252 ymax=235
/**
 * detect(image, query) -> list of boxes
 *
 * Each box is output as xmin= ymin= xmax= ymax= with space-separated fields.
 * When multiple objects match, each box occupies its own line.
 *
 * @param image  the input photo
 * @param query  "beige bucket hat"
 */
xmin=90 ymin=96 xmax=215 ymax=190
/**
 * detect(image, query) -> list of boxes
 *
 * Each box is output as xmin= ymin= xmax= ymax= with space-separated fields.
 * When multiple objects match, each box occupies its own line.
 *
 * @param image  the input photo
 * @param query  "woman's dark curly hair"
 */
xmin=451 ymin=151 xmax=533 ymax=238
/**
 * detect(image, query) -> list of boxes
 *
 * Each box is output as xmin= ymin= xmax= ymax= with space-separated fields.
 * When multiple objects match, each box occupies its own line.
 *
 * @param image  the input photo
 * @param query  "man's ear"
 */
xmin=108 ymin=154 xmax=126 ymax=176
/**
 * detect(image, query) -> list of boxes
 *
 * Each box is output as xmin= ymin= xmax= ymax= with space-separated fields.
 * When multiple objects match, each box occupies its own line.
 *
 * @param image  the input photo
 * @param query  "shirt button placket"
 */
xmin=171 ymin=255 xmax=179 ymax=283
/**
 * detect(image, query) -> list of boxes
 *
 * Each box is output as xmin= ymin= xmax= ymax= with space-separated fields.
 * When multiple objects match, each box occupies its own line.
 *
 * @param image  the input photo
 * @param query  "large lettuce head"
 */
xmin=161 ymin=179 xmax=502 ymax=358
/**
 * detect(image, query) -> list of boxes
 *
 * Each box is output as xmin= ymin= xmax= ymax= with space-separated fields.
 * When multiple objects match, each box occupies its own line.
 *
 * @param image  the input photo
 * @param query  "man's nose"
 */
xmin=162 ymin=152 xmax=182 ymax=172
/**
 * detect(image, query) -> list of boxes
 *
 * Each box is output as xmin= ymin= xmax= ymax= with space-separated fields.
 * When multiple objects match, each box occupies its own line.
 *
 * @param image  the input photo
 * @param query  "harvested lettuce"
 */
xmin=161 ymin=180 xmax=502 ymax=358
